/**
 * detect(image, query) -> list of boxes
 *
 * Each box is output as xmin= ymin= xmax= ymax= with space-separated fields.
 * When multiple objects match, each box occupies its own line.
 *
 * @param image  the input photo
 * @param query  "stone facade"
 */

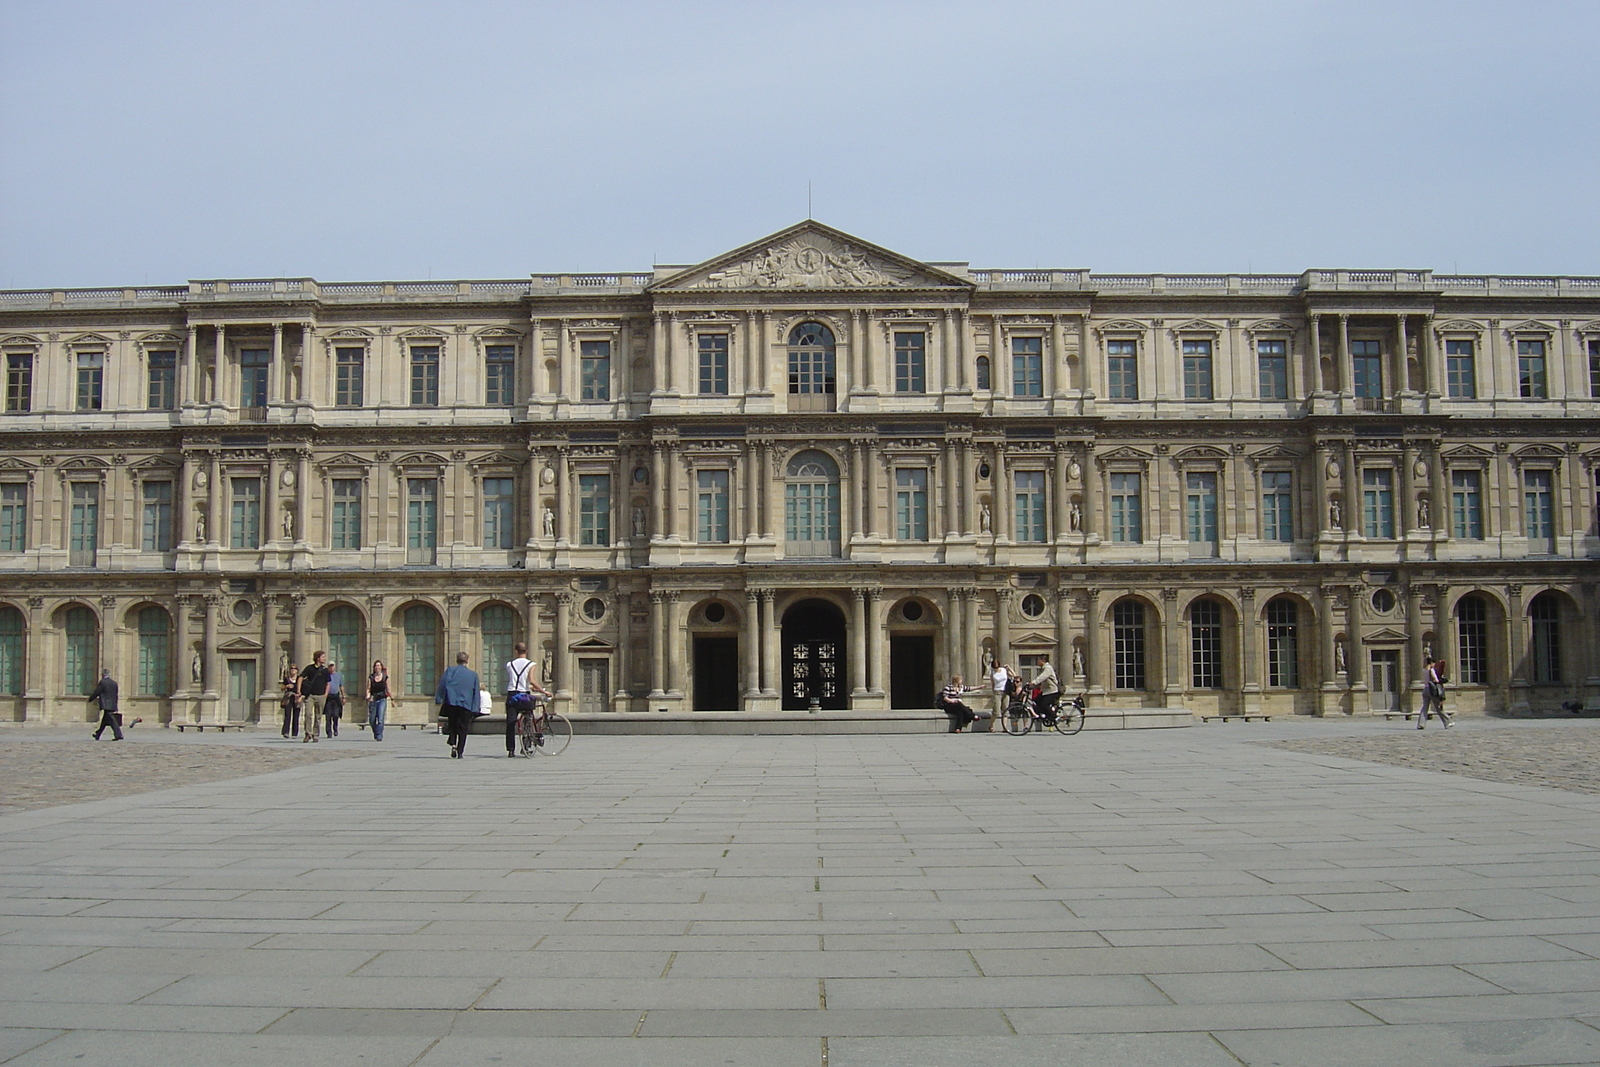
xmin=1 ymin=222 xmax=1596 ymax=726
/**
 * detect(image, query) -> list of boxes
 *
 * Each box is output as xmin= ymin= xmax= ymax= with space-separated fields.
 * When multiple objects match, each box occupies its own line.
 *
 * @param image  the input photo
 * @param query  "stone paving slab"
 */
xmin=4 ymin=719 xmax=1600 ymax=1064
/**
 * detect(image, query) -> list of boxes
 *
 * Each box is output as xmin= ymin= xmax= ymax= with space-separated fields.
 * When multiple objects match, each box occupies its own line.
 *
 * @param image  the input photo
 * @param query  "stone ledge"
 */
xmin=440 ymin=707 xmax=1194 ymax=735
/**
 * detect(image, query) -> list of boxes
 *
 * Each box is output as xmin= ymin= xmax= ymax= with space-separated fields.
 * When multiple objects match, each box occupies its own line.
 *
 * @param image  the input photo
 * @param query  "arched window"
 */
xmin=136 ymin=606 xmax=171 ymax=696
xmin=64 ymin=605 xmax=97 ymax=695
xmin=975 ymin=355 xmax=992 ymax=391
xmin=1265 ymin=598 xmax=1300 ymax=688
xmin=402 ymin=604 xmax=442 ymax=696
xmin=1112 ymin=599 xmax=1146 ymax=690
xmin=1189 ymin=598 xmax=1222 ymax=689
xmin=1456 ymin=595 xmax=1488 ymax=685
xmin=0 ymin=605 xmax=22 ymax=696
xmin=326 ymin=606 xmax=363 ymax=682
xmin=787 ymin=323 xmax=836 ymax=411
xmin=480 ymin=603 xmax=516 ymax=676
xmin=1530 ymin=593 xmax=1561 ymax=684
xmin=785 ymin=450 xmax=841 ymax=557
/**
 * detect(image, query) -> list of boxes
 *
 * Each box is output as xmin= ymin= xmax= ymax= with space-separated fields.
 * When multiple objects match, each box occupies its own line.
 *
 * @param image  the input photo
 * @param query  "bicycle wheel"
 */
xmin=1002 ymin=704 xmax=1032 ymax=735
xmin=1053 ymin=705 xmax=1085 ymax=735
xmin=534 ymin=712 xmax=572 ymax=755
xmin=518 ymin=712 xmax=537 ymax=756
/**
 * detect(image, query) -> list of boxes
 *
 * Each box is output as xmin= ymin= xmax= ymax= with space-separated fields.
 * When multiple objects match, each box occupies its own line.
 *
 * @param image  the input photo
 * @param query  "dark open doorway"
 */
xmin=889 ymin=635 xmax=935 ymax=709
xmin=782 ymin=598 xmax=848 ymax=710
xmin=693 ymin=636 xmax=741 ymax=711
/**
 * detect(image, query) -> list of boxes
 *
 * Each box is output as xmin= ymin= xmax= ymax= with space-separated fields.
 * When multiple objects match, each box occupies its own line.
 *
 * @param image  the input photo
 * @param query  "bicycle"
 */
xmin=516 ymin=694 xmax=572 ymax=756
xmin=1002 ymin=690 xmax=1086 ymax=736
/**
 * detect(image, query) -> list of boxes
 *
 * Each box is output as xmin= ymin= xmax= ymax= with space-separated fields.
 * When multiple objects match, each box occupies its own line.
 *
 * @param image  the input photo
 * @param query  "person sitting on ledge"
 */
xmin=938 ymin=674 xmax=990 ymax=733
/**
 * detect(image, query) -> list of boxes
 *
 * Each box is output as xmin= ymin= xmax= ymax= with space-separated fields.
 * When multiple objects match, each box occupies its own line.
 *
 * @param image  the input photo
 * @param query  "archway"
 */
xmin=782 ymin=598 xmax=848 ymax=710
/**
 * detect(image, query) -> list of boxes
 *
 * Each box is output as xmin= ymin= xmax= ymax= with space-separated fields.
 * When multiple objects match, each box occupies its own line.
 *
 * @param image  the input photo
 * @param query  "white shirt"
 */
xmin=991 ymin=667 xmax=1010 ymax=693
xmin=505 ymin=657 xmax=535 ymax=694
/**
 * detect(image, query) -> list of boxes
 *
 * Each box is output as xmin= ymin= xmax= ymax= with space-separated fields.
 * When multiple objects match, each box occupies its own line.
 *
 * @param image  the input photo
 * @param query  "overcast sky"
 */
xmin=2 ymin=0 xmax=1597 ymax=287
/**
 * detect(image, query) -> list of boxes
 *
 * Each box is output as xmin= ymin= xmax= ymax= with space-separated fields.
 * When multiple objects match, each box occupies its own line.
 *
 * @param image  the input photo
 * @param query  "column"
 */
xmin=759 ymin=442 xmax=775 ymax=540
xmin=553 ymin=591 xmax=571 ymax=697
xmin=1506 ymin=584 xmax=1527 ymax=693
xmin=1423 ymin=315 xmax=1443 ymax=398
xmin=1083 ymin=589 xmax=1102 ymax=694
xmin=743 ymin=589 xmax=762 ymax=700
xmin=1083 ymin=448 xmax=1100 ymax=540
xmin=1053 ymin=446 xmax=1070 ymax=542
xmin=849 ymin=588 xmax=868 ymax=698
xmin=995 ymin=588 xmax=1012 ymax=669
xmin=1394 ymin=315 xmax=1409 ymax=396
xmin=180 ymin=326 xmax=197 ymax=408
xmin=557 ymin=447 xmax=572 ymax=543
xmin=650 ymin=443 xmax=665 ymax=541
xmin=940 ymin=310 xmax=956 ymax=394
xmin=202 ymin=594 xmax=221 ymax=698
xmin=294 ymin=450 xmax=309 ymax=544
xmin=1162 ymin=589 xmax=1182 ymax=698
xmin=665 ymin=592 xmax=684 ymax=698
xmin=1337 ymin=314 xmax=1353 ymax=397
xmin=1346 ymin=587 xmax=1366 ymax=691
xmin=862 ymin=441 xmax=878 ymax=538
xmin=648 ymin=591 xmax=666 ymax=699
xmin=557 ymin=320 xmax=573 ymax=400
xmin=1340 ymin=442 xmax=1358 ymax=539
xmin=1050 ymin=316 xmax=1067 ymax=399
xmin=850 ymin=441 xmax=866 ymax=543
xmin=614 ymin=591 xmax=632 ymax=703
xmin=1405 ymin=584 xmax=1426 ymax=712
xmin=205 ymin=452 xmax=221 ymax=542
xmin=1400 ymin=442 xmax=1417 ymax=538
xmin=290 ymin=593 xmax=307 ymax=669
xmin=172 ymin=596 xmax=193 ymax=698
xmin=1054 ymin=587 xmax=1073 ymax=686
xmin=946 ymin=590 xmax=965 ymax=681
xmin=955 ymin=439 xmax=972 ymax=535
xmin=960 ymin=587 xmax=979 ymax=682
xmin=525 ymin=593 xmax=543 ymax=685
xmin=1239 ymin=589 xmax=1260 ymax=697
xmin=651 ymin=313 xmax=667 ymax=396
xmin=991 ymin=447 xmax=1008 ymax=541
xmin=211 ymin=324 xmax=225 ymax=405
xmin=270 ymin=323 xmax=283 ymax=407
xmin=759 ymin=590 xmax=780 ymax=699
xmin=941 ymin=439 xmax=957 ymax=537
xmin=260 ymin=594 xmax=279 ymax=696
xmin=176 ymin=454 xmax=195 ymax=545
xmin=1309 ymin=315 xmax=1324 ymax=393
xmin=866 ymin=588 xmax=884 ymax=695
xmin=860 ymin=311 xmax=876 ymax=393
xmin=754 ymin=311 xmax=769 ymax=394
xmin=99 ymin=596 xmax=118 ymax=690
xmin=264 ymin=453 xmax=280 ymax=545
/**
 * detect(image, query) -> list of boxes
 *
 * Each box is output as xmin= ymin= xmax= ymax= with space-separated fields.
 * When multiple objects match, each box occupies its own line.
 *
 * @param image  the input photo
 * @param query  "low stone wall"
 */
xmin=440 ymin=707 xmax=1195 ymax=735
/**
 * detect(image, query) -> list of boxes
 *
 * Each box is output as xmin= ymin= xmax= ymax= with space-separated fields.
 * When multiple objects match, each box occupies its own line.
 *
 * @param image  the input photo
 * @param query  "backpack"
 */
xmin=507 ymin=691 xmax=535 ymax=713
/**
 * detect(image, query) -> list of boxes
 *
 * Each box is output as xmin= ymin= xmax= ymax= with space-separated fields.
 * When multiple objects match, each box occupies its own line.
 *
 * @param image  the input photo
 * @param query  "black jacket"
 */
xmin=87 ymin=676 xmax=119 ymax=712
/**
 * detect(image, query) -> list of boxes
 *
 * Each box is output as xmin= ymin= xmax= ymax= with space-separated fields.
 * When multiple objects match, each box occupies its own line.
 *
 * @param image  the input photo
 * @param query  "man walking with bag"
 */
xmin=435 ymin=652 xmax=479 ymax=759
xmin=88 ymin=669 xmax=122 ymax=741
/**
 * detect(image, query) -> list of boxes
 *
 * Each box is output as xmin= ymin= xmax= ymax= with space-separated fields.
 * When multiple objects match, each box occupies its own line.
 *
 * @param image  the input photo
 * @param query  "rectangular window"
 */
xmin=1266 ymin=600 xmax=1300 ymax=688
xmin=334 ymin=347 xmax=364 ymax=407
xmin=1186 ymin=471 xmax=1218 ymax=553
xmin=1445 ymin=339 xmax=1476 ymax=398
xmin=894 ymin=332 xmax=926 ymax=394
xmin=1011 ymin=336 xmax=1043 ymax=397
xmin=895 ymin=468 xmax=928 ymax=541
xmin=1524 ymin=469 xmax=1554 ymax=550
xmin=482 ymin=476 xmax=515 ymax=549
xmin=1182 ymin=339 xmax=1213 ymax=400
xmin=331 ymin=479 xmax=362 ymax=549
xmin=147 ymin=350 xmax=176 ymax=410
xmin=406 ymin=479 xmax=437 ymax=563
xmin=1014 ymin=470 xmax=1047 ymax=542
xmin=76 ymin=352 xmax=104 ymax=411
xmin=1106 ymin=339 xmax=1138 ymax=399
xmin=5 ymin=354 xmax=31 ymax=412
xmin=1456 ymin=597 xmax=1487 ymax=685
xmin=69 ymin=483 xmax=98 ymax=566
xmin=1190 ymin=600 xmax=1222 ymax=689
xmin=697 ymin=469 xmax=730 ymax=543
xmin=1590 ymin=339 xmax=1600 ymax=398
xmin=485 ymin=344 xmax=515 ymax=406
xmin=141 ymin=481 xmax=173 ymax=552
xmin=1257 ymin=339 xmax=1288 ymax=399
xmin=580 ymin=340 xmax=611 ymax=402
xmin=1110 ymin=472 xmax=1142 ymax=543
xmin=229 ymin=477 xmax=261 ymax=549
xmin=1113 ymin=602 xmax=1146 ymax=690
xmin=1261 ymin=471 xmax=1293 ymax=542
xmin=1351 ymin=339 xmax=1382 ymax=398
xmin=578 ymin=473 xmax=611 ymax=545
xmin=1451 ymin=470 xmax=1483 ymax=539
xmin=0 ymin=484 xmax=25 ymax=552
xmin=1362 ymin=468 xmax=1394 ymax=538
xmin=698 ymin=334 xmax=729 ymax=395
xmin=239 ymin=348 xmax=270 ymax=414
xmin=1518 ymin=339 xmax=1547 ymax=398
xmin=410 ymin=346 xmax=440 ymax=406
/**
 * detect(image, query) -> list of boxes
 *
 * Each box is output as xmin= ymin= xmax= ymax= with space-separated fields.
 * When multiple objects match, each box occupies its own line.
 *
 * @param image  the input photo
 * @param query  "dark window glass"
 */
xmin=1189 ymin=598 xmax=1222 ymax=689
xmin=1182 ymin=339 xmax=1213 ymax=399
xmin=410 ymin=346 xmax=440 ymax=406
xmin=147 ymin=351 xmax=176 ymax=410
xmin=1112 ymin=599 xmax=1146 ymax=690
xmin=240 ymin=348 xmax=270 ymax=415
xmin=1261 ymin=471 xmax=1293 ymax=542
xmin=485 ymin=344 xmax=515 ymax=405
xmin=1456 ymin=594 xmax=1487 ymax=684
xmin=483 ymin=477 xmax=515 ymax=549
xmin=1106 ymin=339 xmax=1138 ymax=399
xmin=332 ymin=479 xmax=362 ymax=549
xmin=1518 ymin=339 xmax=1547 ymax=398
xmin=76 ymin=352 xmax=104 ymax=411
xmin=698 ymin=335 xmax=729 ymax=395
xmin=1257 ymin=339 xmax=1288 ymax=399
xmin=894 ymin=333 xmax=925 ymax=394
xmin=975 ymin=355 xmax=991 ymax=391
xmin=5 ymin=354 xmax=31 ymax=412
xmin=1445 ymin=339 xmax=1476 ymax=398
xmin=1011 ymin=336 xmax=1043 ymax=397
xmin=141 ymin=481 xmax=173 ymax=551
xmin=1266 ymin=598 xmax=1299 ymax=687
xmin=1530 ymin=592 xmax=1561 ymax=683
xmin=1351 ymin=339 xmax=1382 ymax=398
xmin=336 ymin=347 xmax=365 ymax=407
xmin=0 ymin=483 xmax=26 ymax=552
xmin=1451 ymin=470 xmax=1483 ymax=539
xmin=580 ymin=340 xmax=610 ymax=402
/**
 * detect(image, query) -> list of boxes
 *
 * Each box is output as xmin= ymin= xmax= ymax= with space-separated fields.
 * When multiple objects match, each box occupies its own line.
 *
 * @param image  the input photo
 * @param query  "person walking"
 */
xmin=1031 ymin=657 xmax=1061 ymax=724
xmin=504 ymin=641 xmax=552 ymax=757
xmin=299 ymin=651 xmax=331 ymax=743
xmin=435 ymin=652 xmax=479 ymax=758
xmin=366 ymin=660 xmax=389 ymax=741
xmin=1418 ymin=658 xmax=1454 ymax=729
xmin=88 ymin=669 xmax=123 ymax=741
xmin=280 ymin=662 xmax=302 ymax=738
xmin=324 ymin=661 xmax=345 ymax=738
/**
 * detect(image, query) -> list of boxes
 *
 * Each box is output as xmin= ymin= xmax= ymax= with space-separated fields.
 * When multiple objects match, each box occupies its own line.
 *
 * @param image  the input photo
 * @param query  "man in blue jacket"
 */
xmin=435 ymin=652 xmax=479 ymax=759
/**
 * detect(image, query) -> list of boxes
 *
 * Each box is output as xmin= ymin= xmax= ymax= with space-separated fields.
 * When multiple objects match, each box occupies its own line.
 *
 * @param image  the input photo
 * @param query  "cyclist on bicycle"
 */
xmin=1030 ymin=657 xmax=1060 ymax=725
xmin=504 ymin=642 xmax=553 ymax=758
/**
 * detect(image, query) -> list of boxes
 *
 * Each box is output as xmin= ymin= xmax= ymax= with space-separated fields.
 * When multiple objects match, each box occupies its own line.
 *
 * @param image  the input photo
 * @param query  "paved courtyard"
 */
xmin=3 ymin=719 xmax=1600 ymax=1067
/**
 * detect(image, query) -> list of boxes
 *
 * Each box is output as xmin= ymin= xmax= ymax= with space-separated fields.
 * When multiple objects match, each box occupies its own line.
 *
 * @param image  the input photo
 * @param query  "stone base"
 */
xmin=443 ymin=707 xmax=1194 ymax=735
xmin=1080 ymin=706 xmax=1195 ymax=730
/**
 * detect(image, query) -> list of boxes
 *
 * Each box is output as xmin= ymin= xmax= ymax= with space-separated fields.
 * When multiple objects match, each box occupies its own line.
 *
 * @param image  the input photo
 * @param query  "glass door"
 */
xmin=1369 ymin=649 xmax=1399 ymax=713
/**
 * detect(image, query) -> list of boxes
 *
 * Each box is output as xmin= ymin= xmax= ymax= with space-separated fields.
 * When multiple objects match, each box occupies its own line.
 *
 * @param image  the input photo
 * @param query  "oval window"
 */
xmin=1371 ymin=589 xmax=1396 ymax=614
xmin=582 ymin=597 xmax=606 ymax=622
xmin=1020 ymin=594 xmax=1045 ymax=618
xmin=901 ymin=601 xmax=923 ymax=622
xmin=704 ymin=602 xmax=726 ymax=623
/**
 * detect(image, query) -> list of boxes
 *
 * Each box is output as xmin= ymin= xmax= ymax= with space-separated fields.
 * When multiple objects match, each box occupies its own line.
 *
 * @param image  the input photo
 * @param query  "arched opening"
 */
xmin=1264 ymin=597 xmax=1301 ymax=689
xmin=0 ymin=604 xmax=24 ymax=699
xmin=888 ymin=597 xmax=939 ymax=709
xmin=62 ymin=605 xmax=97 ymax=696
xmin=1454 ymin=594 xmax=1492 ymax=685
xmin=691 ymin=599 xmax=740 ymax=712
xmin=1110 ymin=598 xmax=1147 ymax=691
xmin=785 ymin=450 xmax=841 ymax=558
xmin=787 ymin=322 xmax=836 ymax=412
xmin=401 ymin=603 xmax=442 ymax=696
xmin=1187 ymin=597 xmax=1224 ymax=689
xmin=1529 ymin=592 xmax=1564 ymax=685
xmin=135 ymin=605 xmax=172 ymax=697
xmin=782 ymin=598 xmax=848 ymax=710
xmin=324 ymin=604 xmax=364 ymax=684
xmin=478 ymin=602 xmax=518 ymax=679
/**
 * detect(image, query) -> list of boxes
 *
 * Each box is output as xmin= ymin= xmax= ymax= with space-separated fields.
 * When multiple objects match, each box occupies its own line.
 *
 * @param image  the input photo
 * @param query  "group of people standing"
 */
xmin=279 ymin=653 xmax=392 ymax=741
xmin=938 ymin=657 xmax=1061 ymax=733
xmin=433 ymin=643 xmax=552 ymax=758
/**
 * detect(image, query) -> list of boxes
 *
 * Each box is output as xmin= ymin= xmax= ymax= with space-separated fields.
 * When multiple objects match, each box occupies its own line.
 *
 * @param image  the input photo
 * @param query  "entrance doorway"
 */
xmin=782 ymin=599 xmax=848 ymax=710
xmin=1369 ymin=649 xmax=1399 ymax=713
xmin=578 ymin=658 xmax=609 ymax=715
xmin=226 ymin=659 xmax=257 ymax=722
xmin=889 ymin=635 xmax=935 ymax=709
xmin=693 ymin=637 xmax=740 ymax=711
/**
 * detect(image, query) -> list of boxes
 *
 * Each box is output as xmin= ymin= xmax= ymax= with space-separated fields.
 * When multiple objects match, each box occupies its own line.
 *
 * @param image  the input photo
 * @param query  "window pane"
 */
xmin=1261 ymin=471 xmax=1293 ymax=542
xmin=1112 ymin=600 xmax=1145 ymax=690
xmin=1185 ymin=471 xmax=1217 ymax=549
xmin=336 ymin=347 xmax=365 ymax=407
xmin=137 ymin=607 xmax=171 ymax=697
xmin=147 ymin=351 xmax=176 ymax=410
xmin=1106 ymin=340 xmax=1137 ymax=399
xmin=697 ymin=469 xmax=730 ymax=542
xmin=1524 ymin=469 xmax=1554 ymax=547
xmin=1266 ymin=599 xmax=1299 ymax=687
xmin=483 ymin=477 xmax=515 ymax=549
xmin=1456 ymin=595 xmax=1487 ymax=684
xmin=407 ymin=479 xmax=437 ymax=563
xmin=894 ymin=333 xmax=925 ymax=394
xmin=76 ymin=352 xmax=103 ymax=410
xmin=1182 ymin=340 xmax=1212 ymax=400
xmin=1257 ymin=339 xmax=1288 ymax=399
xmin=403 ymin=605 xmax=439 ymax=694
xmin=5 ymin=354 xmax=32 ymax=412
xmin=0 ymin=606 xmax=22 ymax=695
xmin=1445 ymin=339 xmax=1476 ymax=398
xmin=895 ymin=468 xmax=927 ymax=541
xmin=1011 ymin=336 xmax=1042 ymax=397
xmin=698 ymin=334 xmax=729 ymax=395
xmin=326 ymin=606 xmax=362 ymax=682
xmin=1190 ymin=599 xmax=1222 ymax=689
xmin=230 ymin=478 xmax=261 ymax=548
xmin=142 ymin=481 xmax=173 ymax=551
xmin=1451 ymin=470 xmax=1483 ymax=539
xmin=1110 ymin=473 xmax=1141 ymax=543
xmin=0 ymin=483 xmax=26 ymax=552
xmin=485 ymin=344 xmax=515 ymax=405
xmin=1518 ymin=339 xmax=1547 ymax=398
xmin=1530 ymin=594 xmax=1561 ymax=683
xmin=480 ymin=604 xmax=515 ymax=675
xmin=974 ymin=356 xmax=991 ymax=391
xmin=69 ymin=483 xmax=98 ymax=563
xmin=240 ymin=348 xmax=270 ymax=411
xmin=64 ymin=606 xmax=97 ymax=694
xmin=579 ymin=474 xmax=611 ymax=545
xmin=410 ymin=346 xmax=439 ymax=406
xmin=580 ymin=340 xmax=611 ymax=402
xmin=1362 ymin=469 xmax=1394 ymax=538
xmin=1014 ymin=470 xmax=1046 ymax=542
xmin=332 ymin=479 xmax=363 ymax=549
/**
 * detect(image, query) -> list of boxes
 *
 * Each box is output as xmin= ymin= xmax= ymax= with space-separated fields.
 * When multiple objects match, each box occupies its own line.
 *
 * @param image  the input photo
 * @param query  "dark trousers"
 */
xmin=281 ymin=702 xmax=300 ymax=737
xmin=942 ymin=702 xmax=975 ymax=732
xmin=324 ymin=700 xmax=342 ymax=737
xmin=443 ymin=705 xmax=473 ymax=756
xmin=1036 ymin=692 xmax=1060 ymax=723
xmin=93 ymin=709 xmax=123 ymax=740
xmin=506 ymin=701 xmax=521 ymax=753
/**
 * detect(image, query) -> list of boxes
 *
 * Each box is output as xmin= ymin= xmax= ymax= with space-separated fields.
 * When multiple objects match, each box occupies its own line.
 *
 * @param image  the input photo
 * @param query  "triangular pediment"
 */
xmin=1364 ymin=627 xmax=1408 ymax=642
xmin=653 ymin=222 xmax=972 ymax=292
xmin=218 ymin=637 xmax=263 ymax=653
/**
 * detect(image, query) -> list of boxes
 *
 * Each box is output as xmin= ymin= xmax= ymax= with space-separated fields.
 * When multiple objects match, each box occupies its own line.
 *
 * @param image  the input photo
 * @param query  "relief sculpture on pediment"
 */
xmin=700 ymin=236 xmax=913 ymax=289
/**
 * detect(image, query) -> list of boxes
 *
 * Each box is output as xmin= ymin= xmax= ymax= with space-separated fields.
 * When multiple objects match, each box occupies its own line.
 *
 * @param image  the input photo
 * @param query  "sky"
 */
xmin=2 ymin=0 xmax=1597 ymax=288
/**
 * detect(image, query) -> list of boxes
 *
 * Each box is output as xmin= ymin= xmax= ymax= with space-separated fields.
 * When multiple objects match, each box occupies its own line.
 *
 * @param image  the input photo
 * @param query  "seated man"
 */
xmin=938 ymin=675 xmax=991 ymax=733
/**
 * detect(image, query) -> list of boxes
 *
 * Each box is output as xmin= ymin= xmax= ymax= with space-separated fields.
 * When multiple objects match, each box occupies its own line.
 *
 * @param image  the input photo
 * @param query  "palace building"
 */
xmin=0 ymin=221 xmax=1596 ymax=727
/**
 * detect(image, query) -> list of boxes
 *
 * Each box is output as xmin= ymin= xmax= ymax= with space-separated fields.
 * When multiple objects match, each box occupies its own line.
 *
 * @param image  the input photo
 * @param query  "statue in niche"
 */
xmin=979 ymin=503 xmax=992 ymax=533
xmin=632 ymin=506 xmax=647 ymax=538
xmin=1423 ymin=640 xmax=1433 ymax=665
xmin=1328 ymin=497 xmax=1343 ymax=529
xmin=191 ymin=650 xmax=202 ymax=684
xmin=194 ymin=512 xmax=207 ymax=542
xmin=1069 ymin=500 xmax=1083 ymax=532
xmin=542 ymin=508 xmax=556 ymax=539
xmin=1335 ymin=638 xmax=1347 ymax=674
xmin=279 ymin=649 xmax=290 ymax=676
xmin=282 ymin=507 xmax=295 ymax=540
xmin=1071 ymin=645 xmax=1084 ymax=679
xmin=1417 ymin=496 xmax=1431 ymax=529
